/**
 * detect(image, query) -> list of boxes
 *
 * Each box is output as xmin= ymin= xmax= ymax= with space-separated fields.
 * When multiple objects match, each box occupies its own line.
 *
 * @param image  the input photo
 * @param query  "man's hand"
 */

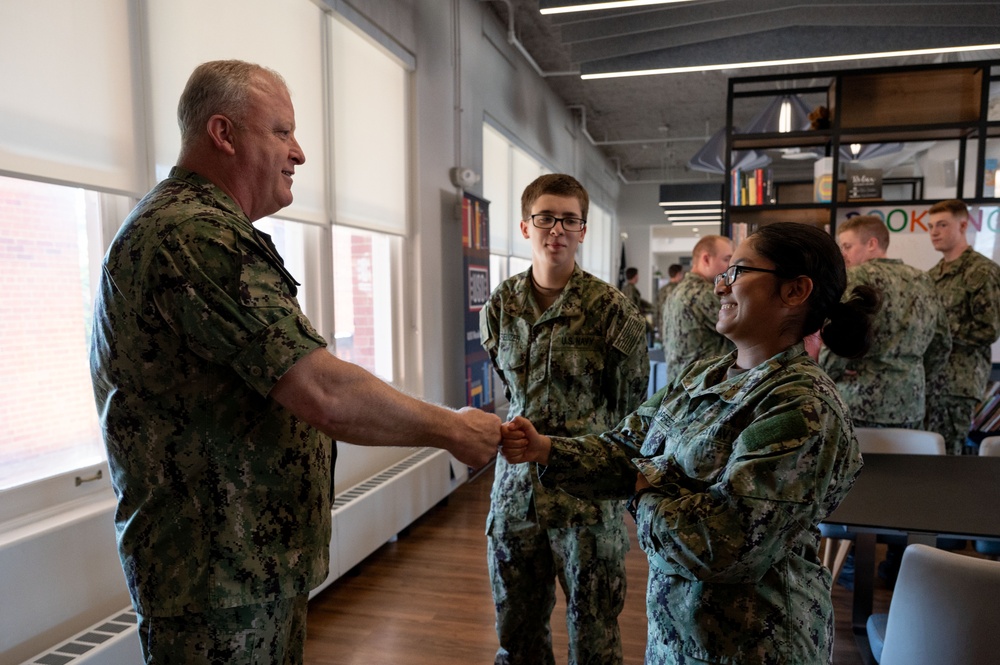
xmin=500 ymin=416 xmax=552 ymax=465
xmin=449 ymin=407 xmax=502 ymax=468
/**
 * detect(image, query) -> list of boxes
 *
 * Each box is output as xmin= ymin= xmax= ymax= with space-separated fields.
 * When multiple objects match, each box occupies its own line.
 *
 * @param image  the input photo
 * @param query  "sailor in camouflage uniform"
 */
xmin=90 ymin=60 xmax=499 ymax=664
xmin=500 ymin=223 xmax=874 ymax=664
xmin=662 ymin=235 xmax=734 ymax=385
xmin=923 ymin=200 xmax=1000 ymax=454
xmin=654 ymin=264 xmax=683 ymax=345
xmin=481 ymin=174 xmax=649 ymax=665
xmin=821 ymin=215 xmax=951 ymax=428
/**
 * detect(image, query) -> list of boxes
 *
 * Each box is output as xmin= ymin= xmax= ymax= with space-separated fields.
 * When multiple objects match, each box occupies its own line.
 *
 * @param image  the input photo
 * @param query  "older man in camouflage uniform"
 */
xmin=481 ymin=174 xmax=648 ymax=665
xmin=90 ymin=60 xmax=499 ymax=664
xmin=924 ymin=200 xmax=1000 ymax=454
xmin=821 ymin=215 xmax=951 ymax=428
xmin=662 ymin=235 xmax=734 ymax=384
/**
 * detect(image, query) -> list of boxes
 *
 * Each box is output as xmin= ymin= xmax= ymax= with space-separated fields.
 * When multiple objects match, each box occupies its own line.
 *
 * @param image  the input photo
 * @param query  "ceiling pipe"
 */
xmin=569 ymin=104 xmax=707 ymax=147
xmin=484 ymin=0 xmax=579 ymax=77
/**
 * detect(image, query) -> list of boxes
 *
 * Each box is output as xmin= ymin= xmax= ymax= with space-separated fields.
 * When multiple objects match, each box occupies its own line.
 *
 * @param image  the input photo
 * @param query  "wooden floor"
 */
xmin=305 ymin=464 xmax=892 ymax=665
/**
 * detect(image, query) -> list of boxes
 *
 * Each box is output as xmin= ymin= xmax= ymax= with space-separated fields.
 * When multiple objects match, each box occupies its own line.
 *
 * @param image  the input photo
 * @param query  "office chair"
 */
xmin=866 ymin=544 xmax=1000 ymax=664
xmin=976 ymin=436 xmax=1000 ymax=557
xmin=819 ymin=428 xmax=945 ymax=582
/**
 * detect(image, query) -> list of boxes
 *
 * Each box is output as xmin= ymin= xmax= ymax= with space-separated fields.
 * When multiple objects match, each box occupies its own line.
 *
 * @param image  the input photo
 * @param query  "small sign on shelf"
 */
xmin=846 ymin=166 xmax=883 ymax=201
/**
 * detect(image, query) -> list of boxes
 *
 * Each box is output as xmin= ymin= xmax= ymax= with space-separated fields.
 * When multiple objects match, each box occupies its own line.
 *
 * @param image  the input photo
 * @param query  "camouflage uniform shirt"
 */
xmin=662 ymin=272 xmax=734 ymax=385
xmin=927 ymin=246 xmax=1000 ymax=399
xmin=481 ymin=264 xmax=649 ymax=528
xmin=90 ymin=167 xmax=331 ymax=616
xmin=539 ymin=344 xmax=863 ymax=664
xmin=655 ymin=281 xmax=679 ymax=343
xmin=820 ymin=258 xmax=951 ymax=425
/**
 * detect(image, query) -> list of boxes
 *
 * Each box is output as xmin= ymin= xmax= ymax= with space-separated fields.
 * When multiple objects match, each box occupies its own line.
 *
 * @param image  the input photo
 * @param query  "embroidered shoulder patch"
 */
xmin=612 ymin=316 xmax=645 ymax=357
xmin=741 ymin=410 xmax=810 ymax=452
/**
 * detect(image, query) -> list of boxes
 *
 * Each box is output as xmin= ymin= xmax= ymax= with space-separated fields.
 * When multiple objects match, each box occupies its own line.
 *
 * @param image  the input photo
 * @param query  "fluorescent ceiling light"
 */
xmin=540 ymin=0 xmax=695 ymax=15
xmin=670 ymin=221 xmax=713 ymax=227
xmin=667 ymin=215 xmax=721 ymax=222
xmin=658 ymin=200 xmax=719 ymax=207
xmin=663 ymin=208 xmax=721 ymax=215
xmin=582 ymin=43 xmax=1000 ymax=80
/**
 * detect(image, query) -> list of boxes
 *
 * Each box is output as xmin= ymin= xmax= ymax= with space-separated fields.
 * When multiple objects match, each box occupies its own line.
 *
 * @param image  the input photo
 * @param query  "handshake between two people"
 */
xmin=499 ymin=416 xmax=552 ymax=465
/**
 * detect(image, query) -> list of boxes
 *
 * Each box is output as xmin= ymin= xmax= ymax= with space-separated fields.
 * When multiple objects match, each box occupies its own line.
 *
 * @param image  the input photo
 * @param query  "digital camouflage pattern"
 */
xmin=90 ymin=167 xmax=332 ymax=616
xmin=481 ymin=264 xmax=648 ymax=665
xmin=655 ymin=281 xmax=679 ymax=344
xmin=820 ymin=258 xmax=950 ymax=427
xmin=539 ymin=344 xmax=863 ymax=665
xmin=925 ymin=247 xmax=1000 ymax=453
xmin=137 ymin=594 xmax=308 ymax=665
xmin=662 ymin=272 xmax=734 ymax=385
xmin=621 ymin=281 xmax=644 ymax=312
xmin=487 ymin=517 xmax=629 ymax=665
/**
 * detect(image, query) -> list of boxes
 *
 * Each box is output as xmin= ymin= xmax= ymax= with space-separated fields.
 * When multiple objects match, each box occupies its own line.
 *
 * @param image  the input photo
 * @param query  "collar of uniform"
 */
xmin=680 ymin=342 xmax=808 ymax=404
xmin=935 ymin=245 xmax=977 ymax=277
xmin=167 ymin=166 xmax=299 ymax=291
xmin=502 ymin=263 xmax=585 ymax=320
xmin=869 ymin=257 xmax=903 ymax=266
xmin=168 ymin=166 xmax=251 ymax=228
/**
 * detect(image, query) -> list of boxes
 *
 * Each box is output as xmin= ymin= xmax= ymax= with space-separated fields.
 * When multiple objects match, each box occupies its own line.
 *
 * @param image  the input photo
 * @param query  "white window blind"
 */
xmin=483 ymin=124 xmax=511 ymax=254
xmin=581 ymin=202 xmax=613 ymax=283
xmin=511 ymin=146 xmax=547 ymax=260
xmin=0 ymin=0 xmax=144 ymax=196
xmin=144 ymin=0 xmax=327 ymax=225
xmin=330 ymin=15 xmax=408 ymax=235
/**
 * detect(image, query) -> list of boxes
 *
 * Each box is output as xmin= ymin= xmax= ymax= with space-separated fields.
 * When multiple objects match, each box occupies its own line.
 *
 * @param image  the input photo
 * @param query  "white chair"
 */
xmin=980 ymin=435 xmax=1000 ymax=458
xmin=820 ymin=428 xmax=945 ymax=581
xmin=976 ymin=436 xmax=1000 ymax=557
xmin=866 ymin=544 xmax=1000 ymax=664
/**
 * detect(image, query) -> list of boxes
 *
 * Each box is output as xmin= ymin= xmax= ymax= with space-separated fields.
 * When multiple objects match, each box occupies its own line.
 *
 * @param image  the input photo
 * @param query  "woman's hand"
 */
xmin=635 ymin=472 xmax=651 ymax=492
xmin=500 ymin=416 xmax=552 ymax=465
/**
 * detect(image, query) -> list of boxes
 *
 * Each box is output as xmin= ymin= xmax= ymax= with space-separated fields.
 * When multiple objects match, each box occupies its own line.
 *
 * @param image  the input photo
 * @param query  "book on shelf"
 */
xmin=730 ymin=168 xmax=775 ymax=206
xmin=971 ymin=381 xmax=1000 ymax=432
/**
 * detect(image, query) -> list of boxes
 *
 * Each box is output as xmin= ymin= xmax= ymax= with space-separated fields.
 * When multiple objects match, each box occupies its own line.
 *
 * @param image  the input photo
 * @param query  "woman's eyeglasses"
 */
xmin=714 ymin=264 xmax=783 ymax=288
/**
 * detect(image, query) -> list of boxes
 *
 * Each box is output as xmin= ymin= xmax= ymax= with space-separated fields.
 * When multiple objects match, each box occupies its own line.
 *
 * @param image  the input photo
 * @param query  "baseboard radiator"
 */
xmin=25 ymin=448 xmax=456 ymax=664
xmin=312 ymin=446 xmax=455 ymax=595
xmin=20 ymin=609 xmax=140 ymax=665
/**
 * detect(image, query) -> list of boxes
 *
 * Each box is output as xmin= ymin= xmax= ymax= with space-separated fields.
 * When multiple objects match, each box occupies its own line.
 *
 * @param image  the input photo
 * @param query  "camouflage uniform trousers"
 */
xmin=136 ymin=594 xmax=308 ymax=664
xmin=487 ymin=515 xmax=629 ymax=665
xmin=924 ymin=395 xmax=978 ymax=455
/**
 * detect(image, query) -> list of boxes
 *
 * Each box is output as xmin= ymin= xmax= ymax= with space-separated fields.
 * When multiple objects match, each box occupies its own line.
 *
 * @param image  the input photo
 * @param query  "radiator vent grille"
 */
xmin=25 ymin=610 xmax=137 ymax=664
xmin=332 ymin=447 xmax=434 ymax=510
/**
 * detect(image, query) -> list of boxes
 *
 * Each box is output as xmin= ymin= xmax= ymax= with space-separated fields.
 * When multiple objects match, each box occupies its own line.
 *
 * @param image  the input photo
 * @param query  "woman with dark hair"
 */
xmin=500 ymin=222 xmax=879 ymax=664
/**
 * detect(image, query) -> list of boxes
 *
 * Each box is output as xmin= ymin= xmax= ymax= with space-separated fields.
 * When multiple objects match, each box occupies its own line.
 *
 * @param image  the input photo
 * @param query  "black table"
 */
xmin=822 ymin=454 xmax=1000 ymax=663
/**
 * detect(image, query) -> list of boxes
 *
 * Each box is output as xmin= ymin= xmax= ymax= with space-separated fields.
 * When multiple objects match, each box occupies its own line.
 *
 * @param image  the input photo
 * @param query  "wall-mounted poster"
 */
xmin=462 ymin=191 xmax=494 ymax=412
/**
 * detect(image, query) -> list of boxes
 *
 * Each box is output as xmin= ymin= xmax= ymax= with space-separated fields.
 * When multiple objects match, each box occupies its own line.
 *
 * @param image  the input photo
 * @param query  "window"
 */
xmin=581 ymin=202 xmax=614 ymax=283
xmin=331 ymin=226 xmax=398 ymax=382
xmin=482 ymin=123 xmax=549 ymax=290
xmin=0 ymin=175 xmax=106 ymax=490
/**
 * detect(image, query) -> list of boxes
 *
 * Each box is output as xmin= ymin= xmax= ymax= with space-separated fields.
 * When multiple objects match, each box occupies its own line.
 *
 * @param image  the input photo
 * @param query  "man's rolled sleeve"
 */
xmin=233 ymin=312 xmax=327 ymax=397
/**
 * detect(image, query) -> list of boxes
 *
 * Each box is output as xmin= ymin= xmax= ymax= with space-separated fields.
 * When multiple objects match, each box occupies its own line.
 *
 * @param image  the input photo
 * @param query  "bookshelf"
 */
xmin=722 ymin=59 xmax=1000 ymax=236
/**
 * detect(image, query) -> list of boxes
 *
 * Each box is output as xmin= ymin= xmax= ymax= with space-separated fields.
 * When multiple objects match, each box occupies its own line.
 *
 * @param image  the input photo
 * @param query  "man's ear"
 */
xmin=520 ymin=219 xmax=531 ymax=240
xmin=206 ymin=114 xmax=237 ymax=155
xmin=781 ymin=275 xmax=813 ymax=307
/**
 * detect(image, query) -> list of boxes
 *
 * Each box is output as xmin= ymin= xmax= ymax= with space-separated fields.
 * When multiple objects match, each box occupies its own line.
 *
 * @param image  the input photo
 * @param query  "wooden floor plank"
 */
xmin=306 ymin=463 xmax=901 ymax=665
